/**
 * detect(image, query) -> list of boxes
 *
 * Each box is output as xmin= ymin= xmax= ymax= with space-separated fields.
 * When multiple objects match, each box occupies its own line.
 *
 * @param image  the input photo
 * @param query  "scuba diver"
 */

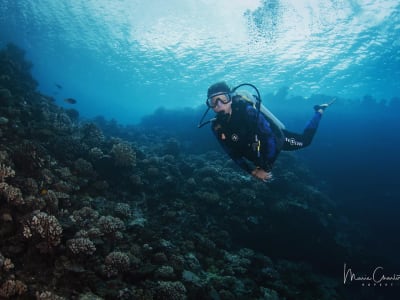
xmin=198 ymin=81 xmax=335 ymax=182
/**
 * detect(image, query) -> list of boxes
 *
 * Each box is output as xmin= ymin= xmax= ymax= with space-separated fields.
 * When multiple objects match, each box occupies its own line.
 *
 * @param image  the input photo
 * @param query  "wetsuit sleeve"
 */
xmin=211 ymin=126 xmax=253 ymax=174
xmin=245 ymin=106 xmax=276 ymax=171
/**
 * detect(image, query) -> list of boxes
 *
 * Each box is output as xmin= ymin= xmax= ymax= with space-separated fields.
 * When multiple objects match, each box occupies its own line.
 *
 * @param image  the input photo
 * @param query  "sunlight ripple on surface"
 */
xmin=0 ymin=0 xmax=398 ymax=121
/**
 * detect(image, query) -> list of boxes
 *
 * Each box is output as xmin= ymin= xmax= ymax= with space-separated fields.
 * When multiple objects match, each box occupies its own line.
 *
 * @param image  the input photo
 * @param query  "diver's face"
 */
xmin=211 ymin=93 xmax=232 ymax=114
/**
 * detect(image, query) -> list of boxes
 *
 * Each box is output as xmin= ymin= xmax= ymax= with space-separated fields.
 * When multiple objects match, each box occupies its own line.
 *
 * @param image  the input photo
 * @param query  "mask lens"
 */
xmin=206 ymin=98 xmax=216 ymax=108
xmin=206 ymin=93 xmax=230 ymax=108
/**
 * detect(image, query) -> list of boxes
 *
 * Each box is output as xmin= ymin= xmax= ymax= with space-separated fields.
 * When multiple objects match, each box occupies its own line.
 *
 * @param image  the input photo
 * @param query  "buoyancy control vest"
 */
xmin=233 ymin=90 xmax=285 ymax=150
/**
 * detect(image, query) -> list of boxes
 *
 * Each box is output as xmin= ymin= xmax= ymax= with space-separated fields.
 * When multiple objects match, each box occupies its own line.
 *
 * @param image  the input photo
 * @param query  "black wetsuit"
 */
xmin=211 ymin=97 xmax=323 ymax=174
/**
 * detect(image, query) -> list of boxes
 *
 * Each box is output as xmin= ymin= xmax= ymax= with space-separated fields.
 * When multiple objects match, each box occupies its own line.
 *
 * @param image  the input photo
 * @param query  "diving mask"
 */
xmin=206 ymin=92 xmax=231 ymax=108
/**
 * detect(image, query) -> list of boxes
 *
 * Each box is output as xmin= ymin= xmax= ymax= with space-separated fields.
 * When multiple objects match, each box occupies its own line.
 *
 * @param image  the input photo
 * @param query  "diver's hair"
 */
xmin=207 ymin=81 xmax=231 ymax=98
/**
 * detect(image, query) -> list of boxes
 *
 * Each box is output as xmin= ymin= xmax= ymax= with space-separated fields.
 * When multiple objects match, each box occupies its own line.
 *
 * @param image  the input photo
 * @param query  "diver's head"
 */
xmin=206 ymin=81 xmax=232 ymax=114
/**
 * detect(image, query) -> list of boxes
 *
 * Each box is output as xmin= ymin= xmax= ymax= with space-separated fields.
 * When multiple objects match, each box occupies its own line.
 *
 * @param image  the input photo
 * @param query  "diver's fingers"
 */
xmin=262 ymin=176 xmax=274 ymax=183
xmin=262 ymin=172 xmax=273 ymax=182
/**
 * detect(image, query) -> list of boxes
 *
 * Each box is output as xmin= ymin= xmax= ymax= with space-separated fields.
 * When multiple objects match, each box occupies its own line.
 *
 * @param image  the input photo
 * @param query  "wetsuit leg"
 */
xmin=282 ymin=112 xmax=322 ymax=151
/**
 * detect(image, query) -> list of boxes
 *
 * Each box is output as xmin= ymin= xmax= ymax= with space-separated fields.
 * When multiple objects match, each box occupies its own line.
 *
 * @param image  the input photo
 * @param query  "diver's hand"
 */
xmin=251 ymin=168 xmax=273 ymax=182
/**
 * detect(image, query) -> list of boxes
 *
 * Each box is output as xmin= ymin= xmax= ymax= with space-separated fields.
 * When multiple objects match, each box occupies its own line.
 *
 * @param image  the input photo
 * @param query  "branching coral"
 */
xmin=97 ymin=215 xmax=125 ymax=236
xmin=70 ymin=206 xmax=99 ymax=229
xmin=67 ymin=237 xmax=96 ymax=256
xmin=0 ymin=164 xmax=18 ymax=205
xmin=73 ymin=158 xmax=95 ymax=177
xmin=23 ymin=211 xmax=63 ymax=253
xmin=74 ymin=228 xmax=103 ymax=240
xmin=50 ymin=135 xmax=87 ymax=161
xmin=23 ymin=177 xmax=39 ymax=195
xmin=0 ymin=252 xmax=14 ymax=272
xmin=0 ymin=182 xmax=24 ymax=206
xmin=88 ymin=147 xmax=104 ymax=161
xmin=0 ymin=151 xmax=10 ymax=164
xmin=51 ymin=112 xmax=73 ymax=133
xmin=0 ymin=163 xmax=15 ymax=181
xmin=81 ymin=123 xmax=105 ymax=148
xmin=0 ymin=164 xmax=21 ymax=205
xmin=153 ymin=281 xmax=187 ymax=300
xmin=114 ymin=202 xmax=132 ymax=219
xmin=35 ymin=291 xmax=66 ymax=300
xmin=0 ymin=279 xmax=27 ymax=298
xmin=104 ymin=251 xmax=130 ymax=277
xmin=110 ymin=141 xmax=136 ymax=168
xmin=86 ymin=228 xmax=103 ymax=239
xmin=13 ymin=140 xmax=47 ymax=171
xmin=155 ymin=265 xmax=175 ymax=280
xmin=42 ymin=189 xmax=60 ymax=214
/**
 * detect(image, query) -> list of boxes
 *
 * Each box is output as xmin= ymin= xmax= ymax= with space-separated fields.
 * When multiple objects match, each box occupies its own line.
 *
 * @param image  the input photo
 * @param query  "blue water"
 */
xmin=1 ymin=0 xmax=400 ymax=287
xmin=1 ymin=0 xmax=399 ymax=123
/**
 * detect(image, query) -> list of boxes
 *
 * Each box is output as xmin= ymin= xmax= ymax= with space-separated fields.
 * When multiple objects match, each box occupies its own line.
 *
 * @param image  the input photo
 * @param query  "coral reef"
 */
xmin=0 ymin=43 xmax=376 ymax=299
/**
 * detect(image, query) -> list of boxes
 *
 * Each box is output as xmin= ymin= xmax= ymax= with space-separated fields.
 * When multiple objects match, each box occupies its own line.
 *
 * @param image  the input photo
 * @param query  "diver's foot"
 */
xmin=314 ymin=98 xmax=336 ymax=113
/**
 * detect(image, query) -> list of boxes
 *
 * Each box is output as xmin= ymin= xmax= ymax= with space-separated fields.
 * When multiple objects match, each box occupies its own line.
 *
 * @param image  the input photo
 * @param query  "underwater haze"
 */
xmin=1 ymin=0 xmax=399 ymax=123
xmin=1 ymin=0 xmax=400 ymax=299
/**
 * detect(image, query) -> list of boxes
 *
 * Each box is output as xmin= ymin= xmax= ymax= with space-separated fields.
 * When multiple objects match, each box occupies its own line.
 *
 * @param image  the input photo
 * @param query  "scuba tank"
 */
xmin=234 ymin=89 xmax=285 ymax=130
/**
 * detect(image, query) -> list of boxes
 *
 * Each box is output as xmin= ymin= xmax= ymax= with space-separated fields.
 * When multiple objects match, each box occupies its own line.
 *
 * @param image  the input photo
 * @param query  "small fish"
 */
xmin=64 ymin=98 xmax=77 ymax=104
xmin=55 ymin=83 xmax=63 ymax=89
